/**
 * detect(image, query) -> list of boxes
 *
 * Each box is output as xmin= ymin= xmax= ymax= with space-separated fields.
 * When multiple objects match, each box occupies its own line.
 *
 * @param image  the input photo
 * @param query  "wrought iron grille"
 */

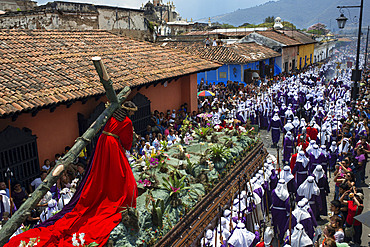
xmin=0 ymin=126 xmax=40 ymax=191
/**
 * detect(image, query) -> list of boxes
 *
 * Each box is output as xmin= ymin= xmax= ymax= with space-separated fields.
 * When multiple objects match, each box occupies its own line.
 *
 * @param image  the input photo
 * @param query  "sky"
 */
xmin=35 ymin=0 xmax=273 ymax=20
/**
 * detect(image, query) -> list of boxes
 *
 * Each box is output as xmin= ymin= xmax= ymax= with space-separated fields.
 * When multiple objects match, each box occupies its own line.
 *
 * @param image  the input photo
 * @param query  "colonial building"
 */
xmin=276 ymin=30 xmax=317 ymax=69
xmin=0 ymin=0 xmax=36 ymax=12
xmin=161 ymin=41 xmax=281 ymax=83
xmin=313 ymin=35 xmax=336 ymax=63
xmin=239 ymin=30 xmax=300 ymax=73
xmin=0 ymin=1 xmax=150 ymax=40
xmin=0 ymin=29 xmax=220 ymax=186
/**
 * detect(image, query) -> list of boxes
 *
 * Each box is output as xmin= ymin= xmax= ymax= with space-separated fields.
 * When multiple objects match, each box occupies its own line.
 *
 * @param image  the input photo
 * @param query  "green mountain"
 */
xmin=198 ymin=0 xmax=370 ymax=30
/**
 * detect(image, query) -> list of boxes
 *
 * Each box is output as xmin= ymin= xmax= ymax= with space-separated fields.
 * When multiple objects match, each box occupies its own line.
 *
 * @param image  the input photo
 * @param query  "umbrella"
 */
xmin=197 ymin=90 xmax=215 ymax=97
xmin=354 ymin=211 xmax=370 ymax=228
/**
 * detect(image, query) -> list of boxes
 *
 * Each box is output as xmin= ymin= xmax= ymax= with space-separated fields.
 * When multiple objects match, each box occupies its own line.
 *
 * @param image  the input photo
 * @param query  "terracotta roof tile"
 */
xmin=256 ymin=30 xmax=301 ymax=46
xmin=0 ymin=29 xmax=220 ymax=117
xmin=161 ymin=41 xmax=280 ymax=65
xmin=276 ymin=30 xmax=317 ymax=44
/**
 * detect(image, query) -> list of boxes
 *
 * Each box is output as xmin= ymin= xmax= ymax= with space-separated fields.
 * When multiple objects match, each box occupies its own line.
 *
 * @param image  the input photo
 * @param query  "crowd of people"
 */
xmin=0 ymin=45 xmax=368 ymax=246
xmin=197 ymin=49 xmax=368 ymax=246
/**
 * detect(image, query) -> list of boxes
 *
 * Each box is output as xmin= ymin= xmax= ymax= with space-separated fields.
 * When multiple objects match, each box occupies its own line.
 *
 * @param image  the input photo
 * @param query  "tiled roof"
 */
xmin=184 ymin=31 xmax=214 ymax=36
xmin=256 ymin=30 xmax=301 ymax=46
xmin=277 ymin=30 xmax=317 ymax=44
xmin=161 ymin=41 xmax=280 ymax=65
xmin=184 ymin=30 xmax=251 ymax=37
xmin=0 ymin=30 xmax=220 ymax=117
xmin=218 ymin=31 xmax=252 ymax=37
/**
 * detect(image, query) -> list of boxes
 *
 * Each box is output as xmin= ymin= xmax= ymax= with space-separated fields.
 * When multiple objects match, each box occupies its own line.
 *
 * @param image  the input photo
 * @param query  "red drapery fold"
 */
xmin=6 ymin=116 xmax=137 ymax=246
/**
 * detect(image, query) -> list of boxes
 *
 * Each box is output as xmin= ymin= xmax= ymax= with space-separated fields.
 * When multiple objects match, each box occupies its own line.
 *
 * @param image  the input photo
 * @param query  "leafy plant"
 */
xmin=194 ymin=126 xmax=212 ymax=141
xmin=161 ymin=176 xmax=190 ymax=207
xmin=138 ymin=171 xmax=159 ymax=189
xmin=120 ymin=207 xmax=139 ymax=232
xmin=210 ymin=133 xmax=219 ymax=143
xmin=198 ymin=149 xmax=209 ymax=166
xmin=167 ymin=164 xmax=183 ymax=180
xmin=151 ymin=198 xmax=165 ymax=228
xmin=160 ymin=140 xmax=168 ymax=151
xmin=208 ymin=144 xmax=230 ymax=162
xmin=185 ymin=154 xmax=199 ymax=177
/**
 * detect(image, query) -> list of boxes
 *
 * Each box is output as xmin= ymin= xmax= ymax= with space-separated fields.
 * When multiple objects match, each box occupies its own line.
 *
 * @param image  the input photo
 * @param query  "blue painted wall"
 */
xmin=197 ymin=58 xmax=282 ymax=84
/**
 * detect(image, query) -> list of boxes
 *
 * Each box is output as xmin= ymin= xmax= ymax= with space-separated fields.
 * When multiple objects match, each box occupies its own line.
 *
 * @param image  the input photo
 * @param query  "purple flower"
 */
xmin=138 ymin=179 xmax=143 ymax=184
xmin=143 ymin=179 xmax=152 ymax=187
xmin=170 ymin=186 xmax=180 ymax=193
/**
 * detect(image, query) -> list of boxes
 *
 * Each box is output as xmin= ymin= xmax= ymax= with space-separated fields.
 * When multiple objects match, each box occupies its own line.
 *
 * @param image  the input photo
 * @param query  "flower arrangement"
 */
xmin=194 ymin=126 xmax=212 ymax=141
xmin=18 ymin=237 xmax=40 ymax=247
xmin=71 ymin=233 xmax=98 ymax=246
xmin=208 ymin=144 xmax=230 ymax=163
xmin=160 ymin=176 xmax=190 ymax=207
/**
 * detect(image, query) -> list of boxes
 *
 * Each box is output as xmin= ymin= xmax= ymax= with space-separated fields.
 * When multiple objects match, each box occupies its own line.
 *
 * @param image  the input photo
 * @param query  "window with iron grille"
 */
xmin=131 ymin=93 xmax=152 ymax=136
xmin=0 ymin=126 xmax=40 ymax=192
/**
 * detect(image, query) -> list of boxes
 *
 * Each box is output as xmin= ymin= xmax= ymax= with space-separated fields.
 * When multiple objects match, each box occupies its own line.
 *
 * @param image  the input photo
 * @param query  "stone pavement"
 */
xmin=258 ymin=129 xmax=370 ymax=247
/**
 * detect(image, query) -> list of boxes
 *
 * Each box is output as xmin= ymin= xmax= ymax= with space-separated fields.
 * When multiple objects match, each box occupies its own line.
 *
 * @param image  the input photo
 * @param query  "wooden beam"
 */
xmin=0 ymin=57 xmax=132 ymax=245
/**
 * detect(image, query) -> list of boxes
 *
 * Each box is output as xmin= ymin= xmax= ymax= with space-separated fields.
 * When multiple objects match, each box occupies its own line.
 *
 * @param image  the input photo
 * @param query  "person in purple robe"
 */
xmin=268 ymin=113 xmax=283 ymax=148
xmin=312 ymin=165 xmax=329 ymax=217
xmin=250 ymin=109 xmax=258 ymax=125
xmin=298 ymin=91 xmax=306 ymax=105
xmin=281 ymin=165 xmax=297 ymax=194
xmin=308 ymin=144 xmax=325 ymax=174
xmin=319 ymin=145 xmax=329 ymax=177
xmin=317 ymin=126 xmax=329 ymax=147
xmin=327 ymin=141 xmax=338 ymax=171
xmin=285 ymin=104 xmax=295 ymax=122
xmin=236 ymin=102 xmax=248 ymax=124
xmin=283 ymin=131 xmax=294 ymax=164
xmin=314 ymin=107 xmax=325 ymax=126
xmin=269 ymin=168 xmax=278 ymax=192
xmin=271 ymin=179 xmax=290 ymax=241
xmin=292 ymin=116 xmax=300 ymax=137
xmin=292 ymin=151 xmax=310 ymax=187
xmin=296 ymin=176 xmax=322 ymax=219
xmin=300 ymin=198 xmax=318 ymax=227
xmin=292 ymin=95 xmax=299 ymax=110
xmin=290 ymin=223 xmax=313 ymax=246
xmin=228 ymin=222 xmax=259 ymax=247
xmin=279 ymin=104 xmax=287 ymax=124
xmin=284 ymin=200 xmax=315 ymax=240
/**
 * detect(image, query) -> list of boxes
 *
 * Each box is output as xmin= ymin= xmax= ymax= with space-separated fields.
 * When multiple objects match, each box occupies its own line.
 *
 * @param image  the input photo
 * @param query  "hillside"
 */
xmin=198 ymin=0 xmax=370 ymax=29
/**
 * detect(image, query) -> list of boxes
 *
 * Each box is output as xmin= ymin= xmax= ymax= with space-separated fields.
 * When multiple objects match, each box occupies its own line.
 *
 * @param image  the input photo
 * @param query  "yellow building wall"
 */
xmin=297 ymin=43 xmax=315 ymax=69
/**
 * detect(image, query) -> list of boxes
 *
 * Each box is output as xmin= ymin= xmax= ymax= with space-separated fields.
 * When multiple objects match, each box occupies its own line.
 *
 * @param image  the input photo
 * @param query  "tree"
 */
xmin=220 ymin=23 xmax=235 ymax=29
xmin=282 ymin=21 xmax=297 ymax=30
xmin=264 ymin=16 xmax=275 ymax=23
xmin=239 ymin=22 xmax=251 ymax=27
xmin=307 ymin=23 xmax=329 ymax=35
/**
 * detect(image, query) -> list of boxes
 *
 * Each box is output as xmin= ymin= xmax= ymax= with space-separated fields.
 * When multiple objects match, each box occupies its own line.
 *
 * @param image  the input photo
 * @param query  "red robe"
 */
xmin=306 ymin=127 xmax=318 ymax=142
xmin=297 ymin=141 xmax=309 ymax=153
xmin=297 ymin=133 xmax=309 ymax=146
xmin=6 ymin=116 xmax=138 ymax=246
xmin=290 ymin=153 xmax=297 ymax=171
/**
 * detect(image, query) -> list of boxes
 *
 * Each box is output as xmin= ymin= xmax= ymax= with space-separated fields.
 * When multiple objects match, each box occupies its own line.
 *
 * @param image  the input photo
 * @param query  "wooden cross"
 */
xmin=0 ymin=57 xmax=132 ymax=245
